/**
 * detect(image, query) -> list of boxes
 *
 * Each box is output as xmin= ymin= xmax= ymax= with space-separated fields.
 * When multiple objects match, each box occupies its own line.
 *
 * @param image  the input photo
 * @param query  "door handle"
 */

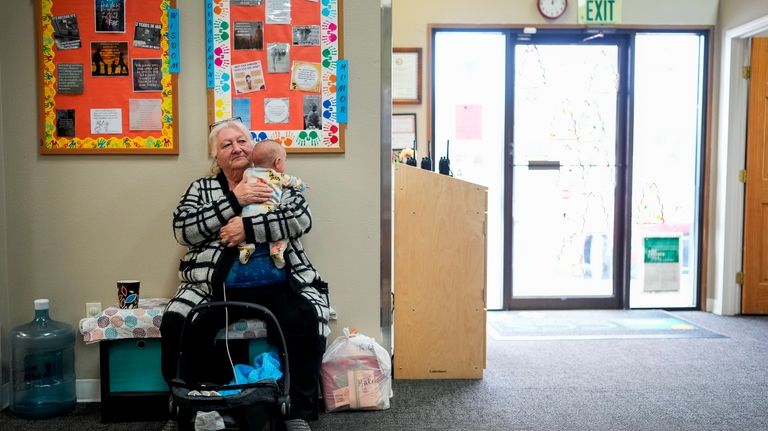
xmin=527 ymin=160 xmax=561 ymax=170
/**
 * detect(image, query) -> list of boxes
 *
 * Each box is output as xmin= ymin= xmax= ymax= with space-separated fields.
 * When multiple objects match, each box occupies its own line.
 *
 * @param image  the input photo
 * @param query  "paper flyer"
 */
xmin=290 ymin=61 xmax=321 ymax=93
xmin=90 ymin=108 xmax=123 ymax=134
xmin=129 ymin=99 xmax=162 ymax=130
xmin=233 ymin=61 xmax=266 ymax=94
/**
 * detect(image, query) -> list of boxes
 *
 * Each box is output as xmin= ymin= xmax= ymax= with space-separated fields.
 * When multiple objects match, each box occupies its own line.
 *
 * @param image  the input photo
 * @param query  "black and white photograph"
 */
xmin=267 ymin=43 xmax=290 ymax=73
xmin=132 ymin=58 xmax=164 ymax=92
xmin=233 ymin=21 xmax=263 ymax=50
xmin=91 ymin=41 xmax=129 ymax=76
xmin=303 ymin=95 xmax=322 ymax=130
xmin=55 ymin=109 xmax=76 ymax=137
xmin=231 ymin=0 xmax=263 ymax=5
xmin=52 ymin=15 xmax=81 ymax=50
xmin=134 ymin=22 xmax=161 ymax=49
xmin=95 ymin=0 xmax=126 ymax=32
xmin=57 ymin=63 xmax=84 ymax=94
xmin=292 ymin=25 xmax=320 ymax=46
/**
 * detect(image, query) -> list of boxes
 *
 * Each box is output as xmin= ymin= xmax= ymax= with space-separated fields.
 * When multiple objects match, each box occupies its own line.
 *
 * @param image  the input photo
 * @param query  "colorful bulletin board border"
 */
xmin=36 ymin=0 xmax=178 ymax=154
xmin=207 ymin=0 xmax=344 ymax=153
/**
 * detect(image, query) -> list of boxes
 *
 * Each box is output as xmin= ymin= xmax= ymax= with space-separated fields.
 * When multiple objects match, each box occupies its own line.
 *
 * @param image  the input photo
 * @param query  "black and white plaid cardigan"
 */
xmin=166 ymin=172 xmax=330 ymax=338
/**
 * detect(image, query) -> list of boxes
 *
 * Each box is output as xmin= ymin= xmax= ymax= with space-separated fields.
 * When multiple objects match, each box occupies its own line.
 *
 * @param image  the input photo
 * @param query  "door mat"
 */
xmin=487 ymin=309 xmax=726 ymax=340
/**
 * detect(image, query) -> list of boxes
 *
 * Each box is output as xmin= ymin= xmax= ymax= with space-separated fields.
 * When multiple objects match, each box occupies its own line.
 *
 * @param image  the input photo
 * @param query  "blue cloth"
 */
xmin=219 ymin=347 xmax=284 ymax=396
xmin=225 ymin=243 xmax=287 ymax=288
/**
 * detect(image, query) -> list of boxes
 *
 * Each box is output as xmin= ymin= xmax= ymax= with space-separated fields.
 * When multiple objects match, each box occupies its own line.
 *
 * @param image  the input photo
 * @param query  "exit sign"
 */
xmin=578 ymin=0 xmax=622 ymax=24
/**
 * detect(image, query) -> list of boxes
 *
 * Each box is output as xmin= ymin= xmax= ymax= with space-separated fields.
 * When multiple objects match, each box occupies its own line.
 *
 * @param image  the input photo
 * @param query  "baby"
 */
xmin=239 ymin=139 xmax=306 ymax=268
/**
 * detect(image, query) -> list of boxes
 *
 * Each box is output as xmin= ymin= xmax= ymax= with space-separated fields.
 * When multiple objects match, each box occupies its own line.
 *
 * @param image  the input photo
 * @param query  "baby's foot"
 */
xmin=271 ymin=252 xmax=286 ymax=269
xmin=239 ymin=244 xmax=256 ymax=264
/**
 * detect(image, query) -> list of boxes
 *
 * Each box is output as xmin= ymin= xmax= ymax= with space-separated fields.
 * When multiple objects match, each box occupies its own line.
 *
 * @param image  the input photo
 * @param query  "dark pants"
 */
xmin=161 ymin=284 xmax=325 ymax=421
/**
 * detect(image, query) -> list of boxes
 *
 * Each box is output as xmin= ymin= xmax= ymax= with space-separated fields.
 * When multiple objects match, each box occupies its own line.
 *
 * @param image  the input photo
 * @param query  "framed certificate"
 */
xmin=392 ymin=113 xmax=416 ymax=150
xmin=393 ymin=48 xmax=422 ymax=105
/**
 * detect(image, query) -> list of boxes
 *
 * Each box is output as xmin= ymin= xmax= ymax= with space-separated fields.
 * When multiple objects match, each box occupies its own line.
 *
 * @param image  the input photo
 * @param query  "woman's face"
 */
xmin=215 ymin=126 xmax=253 ymax=175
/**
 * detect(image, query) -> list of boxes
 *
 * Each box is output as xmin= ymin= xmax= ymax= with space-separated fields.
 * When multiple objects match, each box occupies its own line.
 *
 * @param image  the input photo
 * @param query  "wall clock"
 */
xmin=537 ymin=0 xmax=567 ymax=20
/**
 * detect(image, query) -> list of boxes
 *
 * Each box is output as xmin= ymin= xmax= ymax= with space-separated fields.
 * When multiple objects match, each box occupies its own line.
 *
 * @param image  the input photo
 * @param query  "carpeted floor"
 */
xmin=2 ymin=310 xmax=768 ymax=430
xmin=0 ymin=403 xmax=168 ymax=431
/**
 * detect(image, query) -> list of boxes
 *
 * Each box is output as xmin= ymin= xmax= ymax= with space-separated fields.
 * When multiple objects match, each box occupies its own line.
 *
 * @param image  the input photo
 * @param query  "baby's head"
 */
xmin=251 ymin=139 xmax=287 ymax=173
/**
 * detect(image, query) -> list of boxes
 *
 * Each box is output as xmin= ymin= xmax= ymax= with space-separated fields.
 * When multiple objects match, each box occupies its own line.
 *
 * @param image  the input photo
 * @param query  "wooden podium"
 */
xmin=393 ymin=164 xmax=487 ymax=379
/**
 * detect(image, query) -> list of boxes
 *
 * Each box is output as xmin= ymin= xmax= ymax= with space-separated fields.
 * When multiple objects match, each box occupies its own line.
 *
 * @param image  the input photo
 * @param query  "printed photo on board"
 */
xmin=231 ymin=0 xmax=263 ymax=5
xmin=134 ymin=22 xmax=161 ymax=49
xmin=264 ymin=98 xmax=290 ymax=124
xmin=233 ymin=61 xmax=266 ymax=94
xmin=129 ymin=99 xmax=163 ymax=131
xmin=267 ymin=43 xmax=290 ymax=73
xmin=303 ymin=95 xmax=321 ymax=130
xmin=234 ymin=21 xmax=263 ymax=50
xmin=95 ymin=0 xmax=126 ymax=33
xmin=265 ymin=0 xmax=291 ymax=24
xmin=292 ymin=25 xmax=320 ymax=46
xmin=132 ymin=59 xmax=164 ymax=92
xmin=290 ymin=61 xmax=322 ymax=93
xmin=57 ymin=63 xmax=84 ymax=94
xmin=52 ymin=15 xmax=81 ymax=50
xmin=56 ymin=109 xmax=76 ymax=137
xmin=91 ymin=41 xmax=129 ymax=76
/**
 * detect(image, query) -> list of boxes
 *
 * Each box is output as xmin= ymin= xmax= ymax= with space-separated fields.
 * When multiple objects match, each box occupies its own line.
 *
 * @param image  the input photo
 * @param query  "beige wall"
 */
xmin=0 ymin=0 xmax=382 ymax=382
xmin=719 ymin=0 xmax=768 ymax=30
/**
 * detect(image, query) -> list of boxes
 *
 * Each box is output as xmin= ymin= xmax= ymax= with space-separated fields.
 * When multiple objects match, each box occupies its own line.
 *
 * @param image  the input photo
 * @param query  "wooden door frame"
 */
xmin=714 ymin=14 xmax=768 ymax=316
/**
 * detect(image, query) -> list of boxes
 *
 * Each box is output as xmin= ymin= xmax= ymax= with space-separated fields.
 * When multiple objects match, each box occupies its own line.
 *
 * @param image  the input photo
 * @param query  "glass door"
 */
xmin=509 ymin=34 xmax=628 ymax=308
xmin=433 ymin=31 xmax=506 ymax=310
xmin=628 ymin=33 xmax=707 ymax=308
xmin=431 ymin=29 xmax=708 ymax=311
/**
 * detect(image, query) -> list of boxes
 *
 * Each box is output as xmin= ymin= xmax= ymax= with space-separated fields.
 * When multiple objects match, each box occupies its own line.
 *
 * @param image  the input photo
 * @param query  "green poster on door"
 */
xmin=643 ymin=236 xmax=680 ymax=292
xmin=644 ymin=237 xmax=680 ymax=263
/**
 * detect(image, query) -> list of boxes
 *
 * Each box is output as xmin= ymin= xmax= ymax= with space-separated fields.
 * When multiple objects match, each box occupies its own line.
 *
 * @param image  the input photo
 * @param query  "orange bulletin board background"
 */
xmin=207 ymin=0 xmax=343 ymax=153
xmin=36 ymin=0 xmax=178 ymax=154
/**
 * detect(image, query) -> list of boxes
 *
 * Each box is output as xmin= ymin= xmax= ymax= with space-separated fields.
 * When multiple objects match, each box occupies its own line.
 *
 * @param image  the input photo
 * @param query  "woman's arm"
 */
xmin=242 ymin=187 xmax=312 ymax=244
xmin=173 ymin=179 xmax=241 ymax=247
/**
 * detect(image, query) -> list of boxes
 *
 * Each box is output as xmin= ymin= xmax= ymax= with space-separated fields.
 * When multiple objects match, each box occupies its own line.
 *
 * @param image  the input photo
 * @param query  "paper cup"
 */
xmin=117 ymin=280 xmax=140 ymax=309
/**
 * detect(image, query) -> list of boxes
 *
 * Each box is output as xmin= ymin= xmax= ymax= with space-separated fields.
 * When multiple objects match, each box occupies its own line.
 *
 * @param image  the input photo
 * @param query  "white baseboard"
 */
xmin=76 ymin=378 xmax=101 ymax=402
xmin=0 ymin=379 xmax=100 ymax=407
xmin=708 ymin=298 xmax=720 ymax=314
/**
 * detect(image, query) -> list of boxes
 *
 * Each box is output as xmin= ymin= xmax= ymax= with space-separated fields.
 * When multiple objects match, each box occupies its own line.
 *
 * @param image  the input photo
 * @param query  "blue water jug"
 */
xmin=10 ymin=299 xmax=76 ymax=418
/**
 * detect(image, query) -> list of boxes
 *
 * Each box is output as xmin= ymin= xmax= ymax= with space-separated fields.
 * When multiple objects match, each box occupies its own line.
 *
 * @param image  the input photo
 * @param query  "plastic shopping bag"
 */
xmin=320 ymin=328 xmax=392 ymax=412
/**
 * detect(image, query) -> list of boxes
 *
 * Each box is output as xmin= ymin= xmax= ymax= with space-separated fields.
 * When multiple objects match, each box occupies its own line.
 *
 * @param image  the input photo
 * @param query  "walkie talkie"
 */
xmin=405 ymin=139 xmax=417 ymax=166
xmin=420 ymin=139 xmax=433 ymax=170
xmin=439 ymin=139 xmax=451 ymax=176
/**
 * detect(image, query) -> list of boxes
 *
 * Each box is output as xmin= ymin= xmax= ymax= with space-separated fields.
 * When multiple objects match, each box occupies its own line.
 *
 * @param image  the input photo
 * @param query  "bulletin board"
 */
xmin=36 ymin=0 xmax=179 ymax=154
xmin=206 ymin=0 xmax=344 ymax=153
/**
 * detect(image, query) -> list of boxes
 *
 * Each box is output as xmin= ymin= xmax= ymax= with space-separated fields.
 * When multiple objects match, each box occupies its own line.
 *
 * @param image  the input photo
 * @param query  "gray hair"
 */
xmin=208 ymin=118 xmax=254 ymax=174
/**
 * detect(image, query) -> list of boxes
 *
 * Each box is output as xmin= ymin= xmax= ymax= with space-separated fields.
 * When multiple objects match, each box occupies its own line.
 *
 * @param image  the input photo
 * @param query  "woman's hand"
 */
xmin=220 ymin=217 xmax=246 ymax=247
xmin=232 ymin=176 xmax=272 ymax=206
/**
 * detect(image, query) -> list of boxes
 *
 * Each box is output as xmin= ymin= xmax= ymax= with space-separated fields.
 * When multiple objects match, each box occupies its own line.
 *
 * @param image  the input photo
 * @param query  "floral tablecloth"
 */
xmin=78 ymin=297 xmax=267 ymax=343
xmin=78 ymin=298 xmax=168 ymax=343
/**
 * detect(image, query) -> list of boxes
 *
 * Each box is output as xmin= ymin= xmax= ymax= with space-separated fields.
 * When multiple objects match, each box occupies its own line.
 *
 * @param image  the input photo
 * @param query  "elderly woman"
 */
xmin=161 ymin=118 xmax=330 ymax=430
